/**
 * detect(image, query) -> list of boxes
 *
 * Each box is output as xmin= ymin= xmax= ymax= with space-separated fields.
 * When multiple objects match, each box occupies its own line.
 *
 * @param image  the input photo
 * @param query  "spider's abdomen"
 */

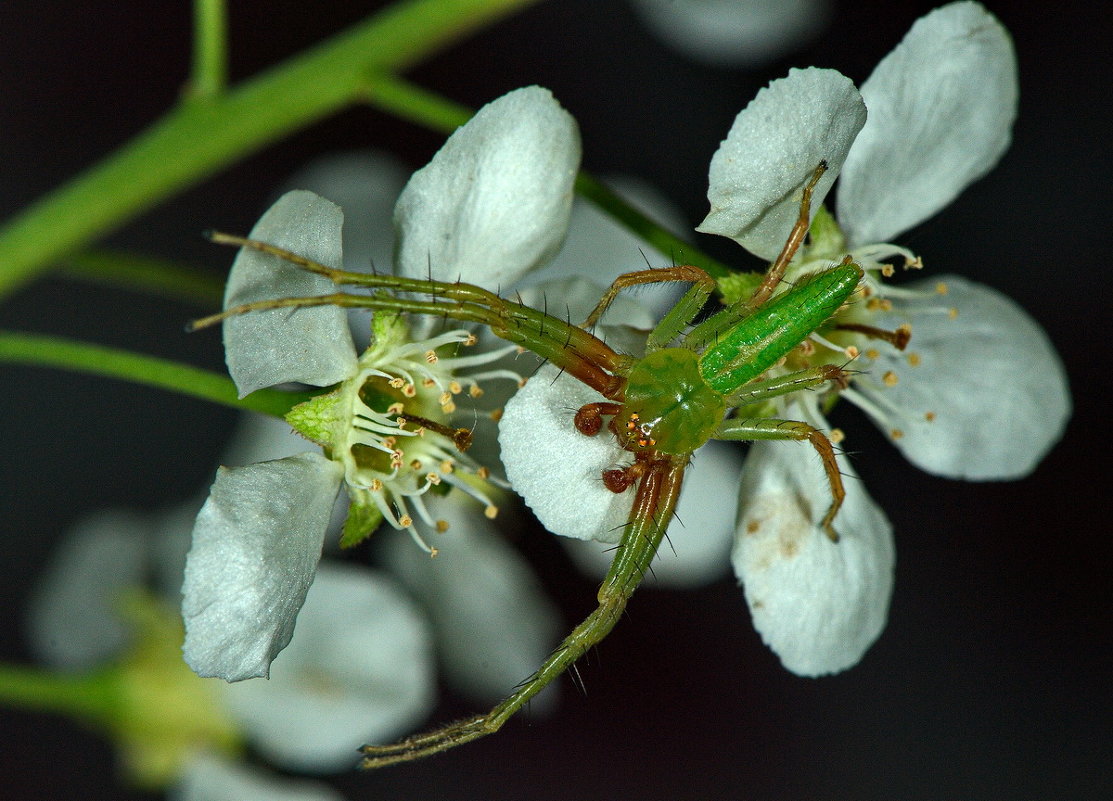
xmin=698 ymin=260 xmax=863 ymax=394
xmin=618 ymin=347 xmax=725 ymax=456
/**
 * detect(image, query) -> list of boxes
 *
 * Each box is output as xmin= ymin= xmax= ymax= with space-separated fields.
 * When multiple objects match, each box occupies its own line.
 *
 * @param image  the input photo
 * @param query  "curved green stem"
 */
xmin=0 ymin=0 xmax=541 ymax=297
xmin=0 ymin=662 xmax=117 ymax=722
xmin=0 ymin=330 xmax=314 ymax=417
xmin=362 ymin=72 xmax=733 ymax=279
xmin=60 ymin=250 xmax=225 ymax=308
xmin=189 ymin=0 xmax=229 ymax=99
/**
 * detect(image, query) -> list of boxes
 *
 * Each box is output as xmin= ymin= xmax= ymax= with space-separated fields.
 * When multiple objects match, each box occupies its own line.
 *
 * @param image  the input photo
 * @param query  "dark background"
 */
xmin=2 ymin=1 xmax=1109 ymax=799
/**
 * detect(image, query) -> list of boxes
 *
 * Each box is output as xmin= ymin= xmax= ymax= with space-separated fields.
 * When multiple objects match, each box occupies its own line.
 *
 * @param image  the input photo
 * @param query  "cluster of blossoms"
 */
xmin=181 ymin=1 xmax=1069 ymax=710
xmin=499 ymin=1 xmax=1068 ymax=675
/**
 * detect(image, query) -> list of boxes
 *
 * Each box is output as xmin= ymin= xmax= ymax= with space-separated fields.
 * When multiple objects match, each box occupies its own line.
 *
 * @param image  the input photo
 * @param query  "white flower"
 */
xmin=629 ymin=0 xmax=833 ymax=68
xmin=171 ymin=752 xmax=345 ymax=801
xmin=500 ymin=3 xmax=1069 ymax=677
xmin=26 ymin=506 xmax=435 ymax=785
xmin=182 ymin=86 xmax=581 ymax=682
xmin=219 ymin=563 xmax=435 ymax=773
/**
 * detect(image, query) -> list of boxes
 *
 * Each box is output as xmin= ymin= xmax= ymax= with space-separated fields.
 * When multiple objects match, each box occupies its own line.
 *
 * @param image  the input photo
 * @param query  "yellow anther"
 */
xmin=890 ymin=428 xmax=904 ymax=440
xmin=845 ymin=345 xmax=860 ymax=359
xmin=421 ymin=378 xmax=436 ymax=388
xmin=439 ymin=391 xmax=452 ymax=406
xmin=883 ymin=371 xmax=899 ymax=387
xmin=399 ymin=514 xmax=413 ymax=527
xmin=490 ymin=408 xmax=504 ymax=423
xmin=429 ymin=547 xmax=439 ymax=558
xmin=948 ymin=307 xmax=959 ymax=319
xmin=866 ymin=348 xmax=880 ymax=360
xmin=830 ymin=428 xmax=846 ymax=444
xmin=396 ymin=417 xmax=407 ymax=429
xmin=425 ymin=350 xmax=438 ymax=364
xmin=484 ymin=504 xmax=499 ymax=519
xmin=442 ymin=400 xmax=457 ymax=414
xmin=435 ymin=520 xmax=450 ymax=533
xmin=936 ymin=281 xmax=949 ymax=295
xmin=389 ymin=377 xmax=406 ymax=389
xmin=387 ymin=402 xmax=405 ymax=415
xmin=426 ymin=472 xmax=441 ymax=485
xmin=881 ymin=264 xmax=895 ymax=278
xmin=440 ymin=460 xmax=455 ymax=474
xmin=924 ymin=411 xmax=936 ymax=422
xmin=448 ymin=380 xmax=462 ymax=395
xmin=370 ymin=479 xmax=383 ymax=492
xmin=907 ymin=352 xmax=922 ymax=367
xmin=402 ymin=384 xmax=417 ymax=398
xmin=409 ymin=459 xmax=422 ymax=470
xmin=469 ymin=385 xmax=484 ymax=398
xmin=463 ymin=333 xmax=478 ymax=346
xmin=476 ymin=466 xmax=491 ymax=480
xmin=906 ymin=256 xmax=924 ymax=270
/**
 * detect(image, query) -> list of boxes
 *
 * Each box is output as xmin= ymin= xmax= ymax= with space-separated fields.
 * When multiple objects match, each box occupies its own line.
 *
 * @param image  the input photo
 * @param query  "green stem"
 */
xmin=363 ymin=72 xmax=732 ymax=279
xmin=0 ymin=0 xmax=541 ymax=297
xmin=0 ymin=330 xmax=314 ymax=417
xmin=189 ymin=0 xmax=229 ymax=99
xmin=0 ymin=663 xmax=117 ymax=722
xmin=59 ymin=250 xmax=225 ymax=308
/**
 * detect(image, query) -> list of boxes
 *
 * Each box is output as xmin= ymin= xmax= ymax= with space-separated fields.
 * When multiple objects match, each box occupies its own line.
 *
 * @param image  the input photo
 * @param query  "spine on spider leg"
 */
xmin=697 ymin=260 xmax=863 ymax=395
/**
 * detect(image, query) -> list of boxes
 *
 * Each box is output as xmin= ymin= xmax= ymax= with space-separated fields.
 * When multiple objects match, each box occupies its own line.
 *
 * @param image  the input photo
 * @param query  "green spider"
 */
xmin=195 ymin=163 xmax=867 ymax=767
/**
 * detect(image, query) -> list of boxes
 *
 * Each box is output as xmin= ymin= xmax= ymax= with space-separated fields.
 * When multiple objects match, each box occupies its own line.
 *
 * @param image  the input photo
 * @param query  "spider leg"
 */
xmin=193 ymin=237 xmax=634 ymax=397
xmin=358 ymin=458 xmax=686 ymax=768
xmin=582 ymin=265 xmax=716 ymax=351
xmin=713 ymin=417 xmax=845 ymax=541
xmin=721 ymin=364 xmax=850 ymax=409
xmin=744 ymin=161 xmax=828 ymax=311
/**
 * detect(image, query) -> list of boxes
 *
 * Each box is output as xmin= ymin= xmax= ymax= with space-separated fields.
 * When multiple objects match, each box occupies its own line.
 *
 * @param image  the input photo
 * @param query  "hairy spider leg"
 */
xmin=193 ymin=236 xmax=632 ymax=397
xmin=358 ymin=459 xmax=686 ymax=768
xmin=581 ymin=264 xmax=717 ymax=353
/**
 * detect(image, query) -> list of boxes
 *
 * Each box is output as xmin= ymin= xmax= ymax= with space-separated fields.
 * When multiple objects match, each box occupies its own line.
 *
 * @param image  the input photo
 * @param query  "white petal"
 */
xmin=498 ymin=363 xmax=633 ymax=543
xmin=394 ymin=86 xmax=581 ymax=287
xmin=381 ymin=494 xmax=561 ymax=705
xmin=281 ymin=150 xmax=409 ymax=274
xmin=520 ymin=176 xmax=690 ymax=321
xmin=562 ymin=439 xmax=740 ymax=587
xmin=281 ymin=151 xmax=413 ymax=350
xmin=732 ymin=440 xmax=894 ymax=676
xmin=221 ymin=563 xmax=435 ymax=773
xmin=26 ymin=509 xmax=148 ymax=670
xmin=629 ymin=0 xmax=832 ymax=68
xmin=861 ymin=276 xmax=1070 ymax=480
xmin=223 ymin=191 xmax=356 ymax=397
xmin=172 ymin=752 xmax=345 ymax=801
xmin=837 ymin=2 xmax=1017 ymax=245
xmin=182 ymin=453 xmax=343 ymax=681
xmin=698 ymin=68 xmax=866 ymax=261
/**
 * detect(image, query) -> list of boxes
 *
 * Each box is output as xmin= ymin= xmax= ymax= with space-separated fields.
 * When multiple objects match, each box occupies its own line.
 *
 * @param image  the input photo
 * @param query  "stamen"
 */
xmin=834 ymin=321 xmax=911 ymax=350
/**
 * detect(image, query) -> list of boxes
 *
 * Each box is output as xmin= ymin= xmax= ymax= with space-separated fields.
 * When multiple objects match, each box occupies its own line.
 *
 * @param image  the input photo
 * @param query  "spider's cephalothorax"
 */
xmin=196 ymin=163 xmax=864 ymax=767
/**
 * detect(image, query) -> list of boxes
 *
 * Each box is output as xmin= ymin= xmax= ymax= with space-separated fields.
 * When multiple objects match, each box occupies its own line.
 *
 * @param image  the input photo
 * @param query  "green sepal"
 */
xmin=717 ymin=270 xmax=763 ymax=306
xmin=340 ymin=495 xmax=384 ymax=549
xmin=285 ymin=388 xmax=343 ymax=447
xmin=808 ymin=205 xmax=847 ymax=260
xmin=371 ymin=308 xmax=409 ymax=348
